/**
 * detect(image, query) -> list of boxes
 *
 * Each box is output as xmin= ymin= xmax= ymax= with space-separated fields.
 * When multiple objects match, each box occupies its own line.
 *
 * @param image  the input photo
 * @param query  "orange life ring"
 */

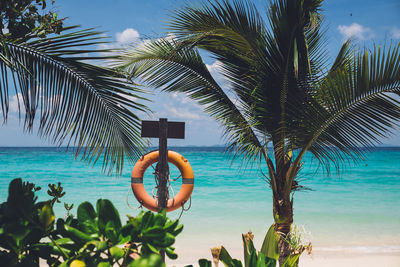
xmin=131 ymin=150 xmax=194 ymax=212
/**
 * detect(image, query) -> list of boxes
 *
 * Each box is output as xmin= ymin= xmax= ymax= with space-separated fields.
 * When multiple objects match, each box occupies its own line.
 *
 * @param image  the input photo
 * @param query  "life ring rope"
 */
xmin=126 ymin=187 xmax=143 ymax=210
xmin=130 ymin=150 xmax=194 ymax=212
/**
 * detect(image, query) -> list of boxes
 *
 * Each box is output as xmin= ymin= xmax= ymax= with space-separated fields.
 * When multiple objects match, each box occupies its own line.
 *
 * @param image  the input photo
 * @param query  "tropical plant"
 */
xmin=116 ymin=0 xmax=400 ymax=264
xmin=0 ymin=0 xmax=64 ymax=40
xmin=188 ymin=225 xmax=306 ymax=267
xmin=55 ymin=201 xmax=182 ymax=266
xmin=209 ymin=226 xmax=279 ymax=267
xmin=0 ymin=178 xmax=183 ymax=266
xmin=0 ymin=0 xmax=149 ymax=173
xmin=0 ymin=178 xmax=56 ymax=266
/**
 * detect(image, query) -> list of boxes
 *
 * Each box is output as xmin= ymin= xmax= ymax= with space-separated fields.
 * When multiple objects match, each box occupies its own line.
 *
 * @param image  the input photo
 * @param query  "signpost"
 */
xmin=141 ymin=118 xmax=185 ymax=260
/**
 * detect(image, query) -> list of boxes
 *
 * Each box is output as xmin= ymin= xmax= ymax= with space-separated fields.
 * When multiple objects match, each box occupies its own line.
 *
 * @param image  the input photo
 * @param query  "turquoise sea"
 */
xmin=1 ymin=147 xmax=400 ymax=264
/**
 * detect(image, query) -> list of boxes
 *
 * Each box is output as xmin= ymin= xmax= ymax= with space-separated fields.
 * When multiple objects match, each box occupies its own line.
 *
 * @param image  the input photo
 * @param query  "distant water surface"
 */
xmin=0 ymin=147 xmax=399 ymax=262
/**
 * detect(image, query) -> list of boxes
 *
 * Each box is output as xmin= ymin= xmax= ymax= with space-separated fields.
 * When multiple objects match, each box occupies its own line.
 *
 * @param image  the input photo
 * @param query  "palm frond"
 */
xmin=168 ymin=0 xmax=284 ymax=143
xmin=291 ymin=43 xmax=400 ymax=174
xmin=0 ymin=29 xmax=149 ymax=173
xmin=117 ymin=38 xmax=265 ymax=162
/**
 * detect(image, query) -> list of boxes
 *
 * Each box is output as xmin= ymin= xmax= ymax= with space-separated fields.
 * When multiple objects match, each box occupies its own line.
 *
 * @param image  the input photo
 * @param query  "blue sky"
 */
xmin=0 ymin=0 xmax=400 ymax=146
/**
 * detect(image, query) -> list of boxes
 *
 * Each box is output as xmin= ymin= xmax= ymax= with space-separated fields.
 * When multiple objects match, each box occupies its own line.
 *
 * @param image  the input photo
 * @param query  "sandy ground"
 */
xmin=166 ymin=250 xmax=400 ymax=267
xmin=299 ymin=252 xmax=400 ymax=267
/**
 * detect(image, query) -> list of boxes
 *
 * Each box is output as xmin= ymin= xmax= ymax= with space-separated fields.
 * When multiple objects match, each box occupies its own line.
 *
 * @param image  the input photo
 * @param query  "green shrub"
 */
xmin=0 ymin=178 xmax=182 ymax=267
xmin=190 ymin=225 xmax=309 ymax=267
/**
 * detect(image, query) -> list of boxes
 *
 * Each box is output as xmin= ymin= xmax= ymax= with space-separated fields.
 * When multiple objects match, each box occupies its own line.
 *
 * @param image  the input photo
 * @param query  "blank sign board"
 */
xmin=141 ymin=120 xmax=185 ymax=139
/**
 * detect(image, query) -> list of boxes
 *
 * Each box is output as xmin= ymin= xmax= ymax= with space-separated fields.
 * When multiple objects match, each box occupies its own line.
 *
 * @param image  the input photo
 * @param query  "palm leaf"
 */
xmin=117 ymin=38 xmax=265 ymax=162
xmin=289 ymin=43 xmax=400 ymax=179
xmin=0 ymin=28 xmax=149 ymax=173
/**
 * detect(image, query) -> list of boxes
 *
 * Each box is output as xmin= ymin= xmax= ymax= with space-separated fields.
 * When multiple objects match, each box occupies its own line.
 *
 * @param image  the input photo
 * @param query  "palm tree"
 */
xmin=117 ymin=0 xmax=400 ymax=264
xmin=0 ymin=25 xmax=149 ymax=173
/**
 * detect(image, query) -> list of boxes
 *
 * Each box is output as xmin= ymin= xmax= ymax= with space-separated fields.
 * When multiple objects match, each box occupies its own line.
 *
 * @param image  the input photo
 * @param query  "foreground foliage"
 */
xmin=188 ymin=225 xmax=308 ymax=267
xmin=0 ymin=178 xmax=182 ymax=266
xmin=118 ymin=0 xmax=400 ymax=264
xmin=0 ymin=0 xmax=64 ymax=40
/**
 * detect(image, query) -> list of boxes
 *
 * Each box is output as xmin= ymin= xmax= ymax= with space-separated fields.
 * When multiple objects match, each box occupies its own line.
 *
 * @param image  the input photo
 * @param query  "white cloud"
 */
xmin=206 ymin=60 xmax=226 ymax=86
xmin=391 ymin=27 xmax=400 ymax=39
xmin=133 ymin=33 xmax=177 ymax=52
xmin=168 ymin=107 xmax=202 ymax=120
xmin=337 ymin=23 xmax=374 ymax=41
xmin=163 ymin=33 xmax=177 ymax=43
xmin=97 ymin=28 xmax=141 ymax=66
xmin=116 ymin=28 xmax=140 ymax=45
xmin=98 ymin=28 xmax=141 ymax=52
xmin=9 ymin=93 xmax=23 ymax=114
xmin=171 ymin=92 xmax=200 ymax=106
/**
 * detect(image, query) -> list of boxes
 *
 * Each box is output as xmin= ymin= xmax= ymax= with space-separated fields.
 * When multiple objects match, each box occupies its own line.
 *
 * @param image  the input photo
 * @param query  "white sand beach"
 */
xmin=166 ymin=245 xmax=400 ymax=266
xmin=300 ymin=251 xmax=400 ymax=267
xmin=166 ymin=252 xmax=400 ymax=267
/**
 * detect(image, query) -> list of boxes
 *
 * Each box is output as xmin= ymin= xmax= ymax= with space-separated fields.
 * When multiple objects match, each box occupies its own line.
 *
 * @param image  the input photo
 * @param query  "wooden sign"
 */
xmin=141 ymin=120 xmax=185 ymax=139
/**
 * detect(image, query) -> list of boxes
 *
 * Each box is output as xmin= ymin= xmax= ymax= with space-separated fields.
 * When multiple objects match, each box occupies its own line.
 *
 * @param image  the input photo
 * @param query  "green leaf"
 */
xmin=143 ymin=225 xmax=165 ymax=238
xmin=247 ymin=249 xmax=257 ymax=267
xmin=146 ymin=243 xmax=160 ymax=254
xmin=52 ymin=237 xmax=73 ymax=245
xmin=164 ymin=247 xmax=178 ymax=260
xmin=264 ymin=258 xmax=277 ymax=267
xmin=256 ymin=252 xmax=267 ymax=267
xmin=116 ymin=235 xmax=131 ymax=246
xmin=164 ymin=219 xmax=179 ymax=232
xmin=158 ymin=208 xmax=166 ymax=218
xmin=129 ymin=254 xmax=165 ymax=267
xmin=171 ymin=224 xmax=184 ymax=236
xmin=260 ymin=225 xmax=279 ymax=261
xmin=97 ymin=241 xmax=108 ymax=251
xmin=198 ymin=259 xmax=212 ymax=267
xmin=120 ymin=223 xmax=135 ymax=237
xmin=58 ymin=261 xmax=69 ymax=267
xmin=77 ymin=202 xmax=97 ymax=234
xmin=105 ymin=221 xmax=119 ymax=243
xmin=242 ymin=233 xmax=256 ymax=267
xmin=97 ymin=262 xmax=112 ymax=267
xmin=161 ymin=232 xmax=175 ymax=247
xmin=39 ymin=203 xmax=55 ymax=230
xmin=63 ymin=224 xmax=93 ymax=243
xmin=110 ymin=246 xmax=125 ymax=260
xmin=282 ymin=254 xmax=300 ymax=267
xmin=96 ymin=199 xmax=121 ymax=232
xmin=231 ymin=259 xmax=244 ymax=267
xmin=213 ymin=246 xmax=242 ymax=267
xmin=141 ymin=211 xmax=154 ymax=230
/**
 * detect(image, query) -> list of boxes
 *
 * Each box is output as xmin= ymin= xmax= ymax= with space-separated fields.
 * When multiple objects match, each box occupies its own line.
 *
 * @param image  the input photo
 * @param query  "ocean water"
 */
xmin=0 ymin=147 xmax=399 ymax=264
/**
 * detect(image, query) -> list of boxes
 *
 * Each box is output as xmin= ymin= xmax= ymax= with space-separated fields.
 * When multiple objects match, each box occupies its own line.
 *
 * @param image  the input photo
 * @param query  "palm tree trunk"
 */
xmin=273 ymin=197 xmax=293 ymax=266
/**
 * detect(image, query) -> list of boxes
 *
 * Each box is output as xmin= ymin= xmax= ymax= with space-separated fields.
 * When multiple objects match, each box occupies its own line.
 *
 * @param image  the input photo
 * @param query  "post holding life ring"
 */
xmin=131 ymin=150 xmax=194 ymax=212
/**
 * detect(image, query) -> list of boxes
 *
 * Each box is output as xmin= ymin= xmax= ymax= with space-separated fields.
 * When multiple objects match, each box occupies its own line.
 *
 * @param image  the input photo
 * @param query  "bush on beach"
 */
xmin=190 ymin=225 xmax=310 ymax=267
xmin=0 ymin=178 xmax=182 ymax=267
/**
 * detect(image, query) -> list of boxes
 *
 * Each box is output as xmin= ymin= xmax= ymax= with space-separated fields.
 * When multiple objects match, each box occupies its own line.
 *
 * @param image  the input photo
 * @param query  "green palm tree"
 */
xmin=117 ymin=0 xmax=400 ymax=264
xmin=0 ymin=26 xmax=149 ymax=173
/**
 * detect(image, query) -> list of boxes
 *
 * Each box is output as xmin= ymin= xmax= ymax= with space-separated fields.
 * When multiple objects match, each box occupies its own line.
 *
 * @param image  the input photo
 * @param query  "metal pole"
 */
xmin=158 ymin=118 xmax=168 ymax=261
